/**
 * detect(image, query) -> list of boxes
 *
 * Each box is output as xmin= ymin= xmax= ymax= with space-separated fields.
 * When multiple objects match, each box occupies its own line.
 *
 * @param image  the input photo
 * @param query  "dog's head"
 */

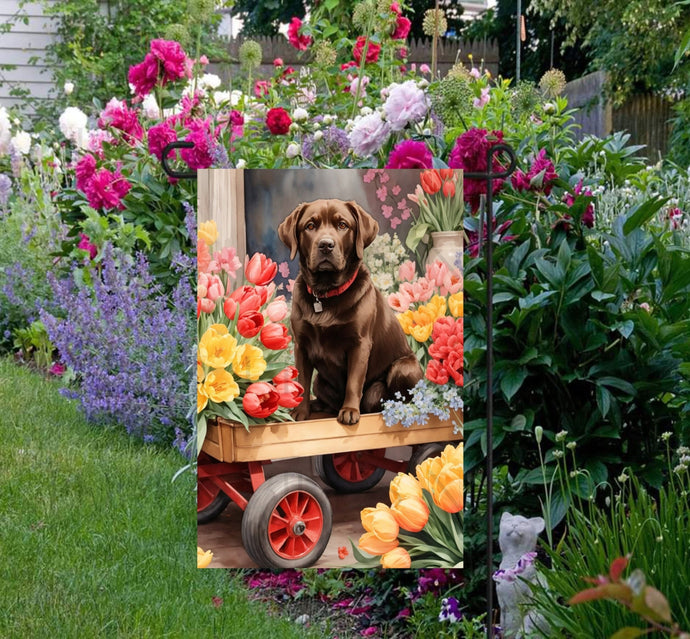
xmin=278 ymin=199 xmax=379 ymax=274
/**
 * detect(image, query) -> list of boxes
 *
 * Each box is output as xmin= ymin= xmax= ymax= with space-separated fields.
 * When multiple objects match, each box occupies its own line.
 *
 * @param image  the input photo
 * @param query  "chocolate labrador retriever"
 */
xmin=278 ymin=198 xmax=423 ymax=425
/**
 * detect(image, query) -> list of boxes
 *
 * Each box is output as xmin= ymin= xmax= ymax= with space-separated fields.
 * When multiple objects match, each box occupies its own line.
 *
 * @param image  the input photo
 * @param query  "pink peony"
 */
xmin=287 ymin=17 xmax=312 ymax=51
xmin=385 ymin=140 xmax=432 ymax=169
xmin=668 ymin=206 xmax=684 ymax=230
xmin=180 ymin=118 xmax=216 ymax=170
xmin=49 ymin=362 xmax=66 ymax=376
xmin=128 ymin=39 xmax=190 ymax=97
xmin=147 ymin=121 xmax=178 ymax=160
xmin=75 ymin=154 xmax=97 ymax=192
xmin=85 ymin=168 xmax=131 ymax=210
xmin=210 ymin=246 xmax=242 ymax=278
xmin=254 ymin=80 xmax=271 ymax=98
xmin=563 ymin=179 xmax=595 ymax=228
xmin=448 ymin=128 xmax=505 ymax=212
xmin=383 ymin=80 xmax=429 ymax=131
xmin=98 ymin=99 xmax=144 ymax=142
xmin=511 ymin=148 xmax=558 ymax=195
xmin=77 ymin=233 xmax=98 ymax=260
xmin=87 ymin=129 xmax=114 ymax=157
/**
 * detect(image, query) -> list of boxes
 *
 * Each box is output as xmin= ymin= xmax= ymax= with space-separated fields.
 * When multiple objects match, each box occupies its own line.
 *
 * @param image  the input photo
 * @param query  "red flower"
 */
xmin=444 ymin=358 xmax=463 ymax=386
xmin=273 ymin=365 xmax=299 ymax=384
xmin=426 ymin=359 xmax=449 ymax=385
xmin=287 ymin=17 xmax=312 ymax=51
xmin=443 ymin=180 xmax=456 ymax=198
xmin=385 ymin=140 xmax=432 ymax=169
xmin=242 ymin=382 xmax=280 ymax=418
xmin=254 ymin=80 xmax=271 ymax=98
xmin=273 ymin=57 xmax=284 ymax=67
xmin=420 ymin=170 xmax=443 ymax=195
xmin=275 ymin=380 xmax=304 ymax=408
xmin=237 ymin=310 xmax=264 ymax=338
xmin=392 ymin=15 xmax=411 ymax=40
xmin=226 ymin=285 xmax=266 ymax=318
xmin=245 ymin=253 xmax=278 ymax=285
xmin=260 ymin=322 xmax=291 ymax=350
xmin=266 ymin=107 xmax=292 ymax=135
xmin=353 ymin=37 xmax=381 ymax=64
xmin=338 ymin=545 xmax=349 ymax=560
xmin=448 ymin=128 xmax=506 ymax=212
xmin=340 ymin=61 xmax=358 ymax=71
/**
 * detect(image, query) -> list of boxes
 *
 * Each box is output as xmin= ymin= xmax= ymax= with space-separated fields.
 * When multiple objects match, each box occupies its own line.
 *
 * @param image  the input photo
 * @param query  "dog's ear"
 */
xmin=345 ymin=201 xmax=379 ymax=259
xmin=279 ymin=203 xmax=307 ymax=260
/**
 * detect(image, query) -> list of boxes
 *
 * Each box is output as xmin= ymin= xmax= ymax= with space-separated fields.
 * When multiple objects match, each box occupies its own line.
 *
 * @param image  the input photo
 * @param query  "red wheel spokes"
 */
xmin=268 ymin=490 xmax=324 ymax=559
xmin=332 ymin=449 xmax=385 ymax=482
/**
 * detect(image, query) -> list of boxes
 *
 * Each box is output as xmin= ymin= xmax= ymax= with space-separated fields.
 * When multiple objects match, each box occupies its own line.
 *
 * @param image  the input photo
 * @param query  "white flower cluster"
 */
xmin=364 ymin=233 xmax=409 ymax=292
xmin=59 ymin=106 xmax=89 ymax=148
xmin=0 ymin=106 xmax=38 ymax=157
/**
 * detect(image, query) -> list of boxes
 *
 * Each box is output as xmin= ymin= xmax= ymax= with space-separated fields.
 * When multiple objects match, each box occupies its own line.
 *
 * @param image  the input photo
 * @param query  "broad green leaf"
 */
xmin=500 ymin=367 xmax=528 ymax=401
xmin=622 ymin=197 xmax=669 ymax=235
xmin=610 ymin=627 xmax=647 ymax=639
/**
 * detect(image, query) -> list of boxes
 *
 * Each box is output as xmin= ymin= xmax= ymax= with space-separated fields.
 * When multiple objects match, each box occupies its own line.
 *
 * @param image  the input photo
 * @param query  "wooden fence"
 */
xmin=563 ymin=70 xmax=674 ymax=159
xmin=208 ymin=35 xmax=498 ymax=85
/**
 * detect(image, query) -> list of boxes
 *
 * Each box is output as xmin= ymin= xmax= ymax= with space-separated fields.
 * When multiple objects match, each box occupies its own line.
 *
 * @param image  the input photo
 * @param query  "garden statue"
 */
xmin=494 ymin=512 xmax=551 ymax=638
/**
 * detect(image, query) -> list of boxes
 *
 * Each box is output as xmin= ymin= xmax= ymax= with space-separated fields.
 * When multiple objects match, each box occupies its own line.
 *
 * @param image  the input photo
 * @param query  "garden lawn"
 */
xmin=0 ymin=357 xmax=317 ymax=639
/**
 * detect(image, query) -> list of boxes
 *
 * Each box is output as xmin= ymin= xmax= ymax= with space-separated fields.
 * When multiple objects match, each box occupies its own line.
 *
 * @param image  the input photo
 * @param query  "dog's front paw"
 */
xmin=292 ymin=403 xmax=311 ymax=422
xmin=338 ymin=406 xmax=360 ymax=425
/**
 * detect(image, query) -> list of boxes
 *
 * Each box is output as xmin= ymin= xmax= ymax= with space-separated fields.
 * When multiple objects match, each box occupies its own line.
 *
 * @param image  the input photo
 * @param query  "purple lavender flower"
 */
xmin=0 ymin=173 xmax=11 ymax=207
xmin=40 ymin=244 xmax=194 ymax=444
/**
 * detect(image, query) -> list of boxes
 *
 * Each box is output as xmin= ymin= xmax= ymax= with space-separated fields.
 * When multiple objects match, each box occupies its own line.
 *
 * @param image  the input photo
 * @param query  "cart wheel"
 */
xmin=197 ymin=477 xmax=231 ymax=524
xmin=241 ymin=473 xmax=332 ymax=569
xmin=316 ymin=449 xmax=387 ymax=493
xmin=408 ymin=442 xmax=446 ymax=474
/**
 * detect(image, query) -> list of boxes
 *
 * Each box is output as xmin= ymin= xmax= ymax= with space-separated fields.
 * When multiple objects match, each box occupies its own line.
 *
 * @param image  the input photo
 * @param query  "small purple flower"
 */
xmin=439 ymin=597 xmax=463 ymax=623
xmin=0 ymin=173 xmax=12 ymax=207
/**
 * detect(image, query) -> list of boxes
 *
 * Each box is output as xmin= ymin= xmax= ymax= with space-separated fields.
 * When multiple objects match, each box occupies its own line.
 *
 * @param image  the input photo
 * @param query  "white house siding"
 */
xmin=0 ymin=0 xmax=60 ymax=110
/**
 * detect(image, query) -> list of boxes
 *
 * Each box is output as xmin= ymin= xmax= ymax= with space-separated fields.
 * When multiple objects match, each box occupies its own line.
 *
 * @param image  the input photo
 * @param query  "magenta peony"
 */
xmin=147 ymin=121 xmax=178 ymax=160
xmin=448 ymin=128 xmax=505 ymax=211
xmin=181 ymin=119 xmax=216 ymax=170
xmin=98 ymin=99 xmax=144 ymax=143
xmin=511 ymin=148 xmax=558 ymax=195
xmin=128 ymin=39 xmax=190 ymax=97
xmin=385 ymin=140 xmax=433 ymax=169
xmin=287 ymin=17 xmax=312 ymax=51
xmin=75 ymin=154 xmax=97 ymax=192
xmin=85 ymin=168 xmax=132 ymax=210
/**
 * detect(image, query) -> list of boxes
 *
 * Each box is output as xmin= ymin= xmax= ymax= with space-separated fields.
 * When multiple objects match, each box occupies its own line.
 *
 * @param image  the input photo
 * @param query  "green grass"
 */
xmin=0 ymin=358 xmax=318 ymax=638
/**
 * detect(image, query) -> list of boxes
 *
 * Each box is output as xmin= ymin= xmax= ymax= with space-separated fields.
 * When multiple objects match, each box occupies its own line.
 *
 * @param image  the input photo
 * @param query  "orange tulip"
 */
xmin=360 ymin=503 xmax=399 ymax=543
xmin=391 ymin=496 xmax=429 ymax=532
xmin=432 ymin=465 xmax=463 ymax=513
xmin=442 ymin=179 xmax=456 ymax=198
xmin=441 ymin=443 xmax=463 ymax=467
xmin=438 ymin=168 xmax=455 ymax=181
xmin=358 ymin=531 xmax=399 ymax=556
xmin=389 ymin=472 xmax=423 ymax=503
xmin=416 ymin=456 xmax=444 ymax=493
xmin=420 ymin=169 xmax=442 ymax=194
xmin=380 ymin=546 xmax=411 ymax=569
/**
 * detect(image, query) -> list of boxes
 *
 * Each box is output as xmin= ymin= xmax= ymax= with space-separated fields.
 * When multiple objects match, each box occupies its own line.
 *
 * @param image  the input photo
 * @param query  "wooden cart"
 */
xmin=198 ymin=412 xmax=462 ymax=569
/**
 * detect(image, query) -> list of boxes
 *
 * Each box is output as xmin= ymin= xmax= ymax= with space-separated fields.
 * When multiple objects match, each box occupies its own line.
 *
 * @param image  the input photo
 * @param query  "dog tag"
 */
xmin=313 ymin=297 xmax=323 ymax=313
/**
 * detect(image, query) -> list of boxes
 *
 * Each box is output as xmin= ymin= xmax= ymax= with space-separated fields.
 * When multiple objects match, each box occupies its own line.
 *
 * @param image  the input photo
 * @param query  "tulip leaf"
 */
xmin=196 ymin=414 xmax=207 ymax=454
xmin=405 ymin=223 xmax=431 ymax=252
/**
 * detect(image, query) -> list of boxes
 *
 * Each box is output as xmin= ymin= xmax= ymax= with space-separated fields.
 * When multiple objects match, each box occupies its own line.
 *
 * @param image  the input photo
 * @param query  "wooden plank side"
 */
xmin=204 ymin=413 xmax=462 ymax=462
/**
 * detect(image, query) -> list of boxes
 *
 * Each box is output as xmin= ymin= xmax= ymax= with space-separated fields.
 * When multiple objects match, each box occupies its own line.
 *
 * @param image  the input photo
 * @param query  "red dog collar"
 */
xmin=306 ymin=268 xmax=359 ymax=312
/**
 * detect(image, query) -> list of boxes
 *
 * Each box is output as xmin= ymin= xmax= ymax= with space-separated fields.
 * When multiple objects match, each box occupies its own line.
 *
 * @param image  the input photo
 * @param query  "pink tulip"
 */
xmin=398 ymin=260 xmax=416 ymax=282
xmin=266 ymin=297 xmax=288 ymax=322
xmin=388 ymin=290 xmax=413 ymax=312
xmin=245 ymin=253 xmax=278 ymax=286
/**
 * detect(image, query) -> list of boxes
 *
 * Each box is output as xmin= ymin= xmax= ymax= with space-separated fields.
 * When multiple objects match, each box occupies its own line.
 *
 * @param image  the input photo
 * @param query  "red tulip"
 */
xmin=273 ymin=365 xmax=299 ymax=384
xmin=438 ymin=168 xmax=455 ymax=181
xmin=275 ymin=380 xmax=304 ymax=408
xmin=242 ymin=382 xmax=280 ymax=418
xmin=420 ymin=169 xmax=442 ymax=195
xmin=228 ymin=285 xmax=264 ymax=316
xmin=442 ymin=179 xmax=456 ymax=198
xmin=223 ymin=297 xmax=237 ymax=320
xmin=245 ymin=253 xmax=278 ymax=285
xmin=260 ymin=322 xmax=291 ymax=350
xmin=237 ymin=310 xmax=264 ymax=338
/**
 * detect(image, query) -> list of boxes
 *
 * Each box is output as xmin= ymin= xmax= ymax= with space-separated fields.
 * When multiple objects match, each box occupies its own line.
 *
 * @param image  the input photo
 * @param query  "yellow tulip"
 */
xmin=380 ymin=546 xmax=411 ymax=569
xmin=448 ymin=292 xmax=463 ymax=318
xmin=441 ymin=443 xmax=463 ymax=467
xmin=432 ymin=465 xmax=463 ymax=513
xmin=360 ymin=503 xmax=399 ymax=543
xmin=203 ymin=369 xmax=240 ymax=403
xmin=410 ymin=322 xmax=434 ymax=342
xmin=391 ymin=496 xmax=429 ymax=532
xmin=199 ymin=325 xmax=237 ymax=369
xmin=389 ymin=472 xmax=423 ymax=503
xmin=397 ymin=311 xmax=414 ymax=335
xmin=427 ymin=294 xmax=447 ymax=319
xmin=358 ymin=531 xmax=399 ymax=556
xmin=197 ymin=546 xmax=213 ymax=568
xmin=232 ymin=343 xmax=267 ymax=381
xmin=197 ymin=359 xmax=205 ymax=383
xmin=197 ymin=383 xmax=209 ymax=413
xmin=198 ymin=220 xmax=219 ymax=247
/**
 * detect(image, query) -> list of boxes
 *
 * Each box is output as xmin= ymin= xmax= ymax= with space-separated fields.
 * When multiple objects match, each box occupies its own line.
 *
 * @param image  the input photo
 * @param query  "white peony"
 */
xmin=286 ymin=142 xmax=301 ymax=159
xmin=200 ymin=73 xmax=221 ymax=90
xmin=58 ymin=106 xmax=88 ymax=146
xmin=348 ymin=111 xmax=391 ymax=157
xmin=213 ymin=91 xmax=232 ymax=105
xmin=10 ymin=130 xmax=31 ymax=155
xmin=64 ymin=81 xmax=74 ymax=95
xmin=292 ymin=107 xmax=308 ymax=122
xmin=142 ymin=93 xmax=160 ymax=119
xmin=0 ymin=106 xmax=11 ymax=154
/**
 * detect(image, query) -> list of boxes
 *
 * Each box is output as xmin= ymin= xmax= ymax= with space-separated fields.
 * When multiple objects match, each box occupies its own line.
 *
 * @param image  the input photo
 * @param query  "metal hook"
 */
xmin=160 ymin=141 xmax=197 ymax=180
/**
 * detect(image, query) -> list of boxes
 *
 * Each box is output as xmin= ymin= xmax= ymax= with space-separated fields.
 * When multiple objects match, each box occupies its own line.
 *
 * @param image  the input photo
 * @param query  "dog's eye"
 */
xmin=305 ymin=221 xmax=316 ymax=231
xmin=337 ymin=221 xmax=349 ymax=230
